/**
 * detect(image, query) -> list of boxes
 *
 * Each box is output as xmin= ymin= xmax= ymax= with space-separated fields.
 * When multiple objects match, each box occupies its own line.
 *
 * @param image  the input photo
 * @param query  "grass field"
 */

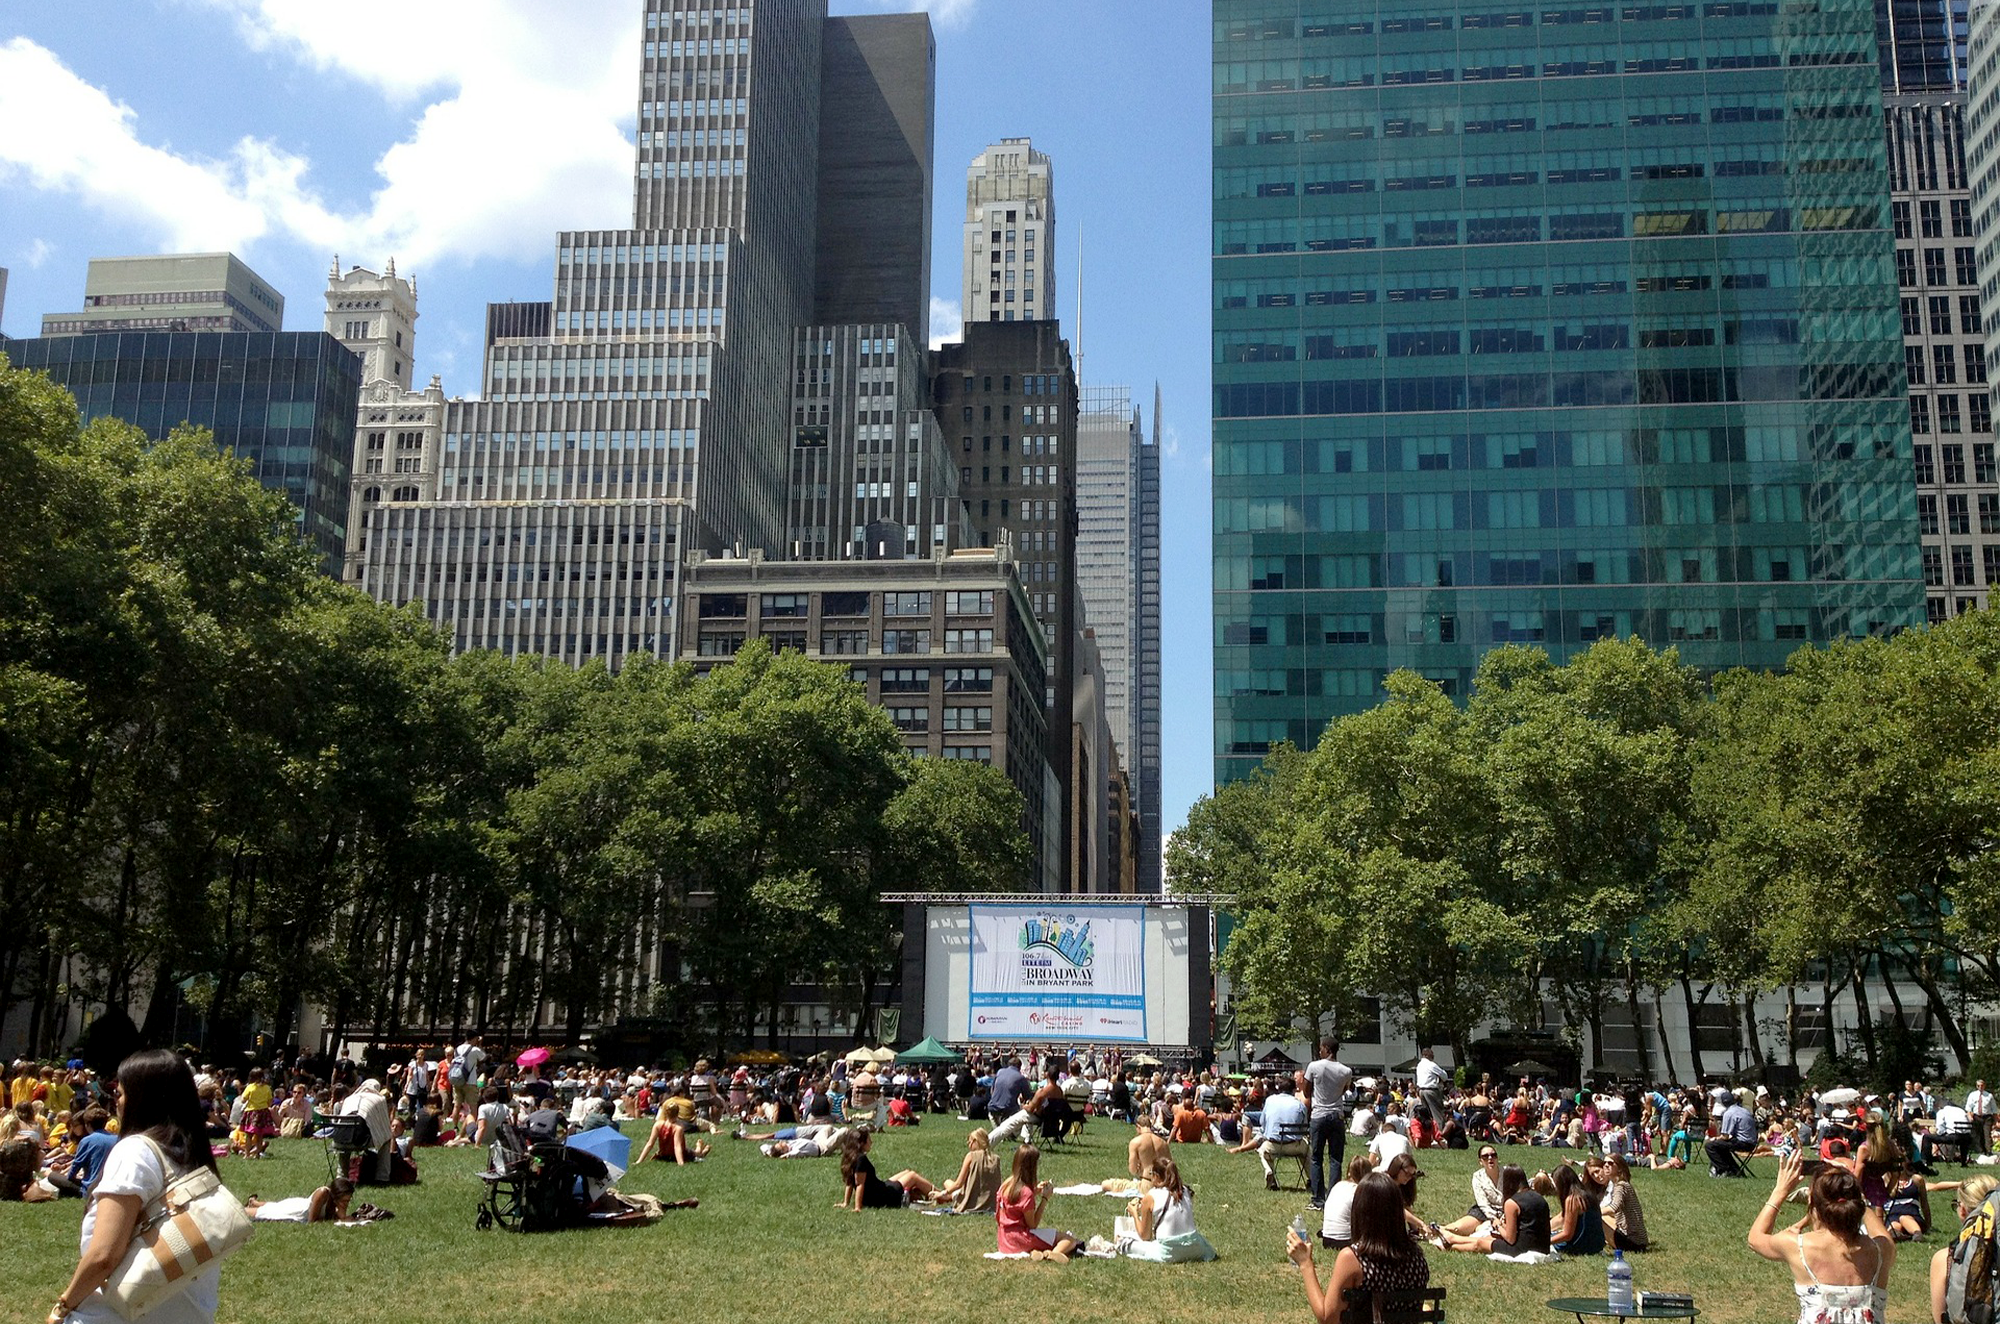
xmin=2 ymin=1121 xmax=1949 ymax=1323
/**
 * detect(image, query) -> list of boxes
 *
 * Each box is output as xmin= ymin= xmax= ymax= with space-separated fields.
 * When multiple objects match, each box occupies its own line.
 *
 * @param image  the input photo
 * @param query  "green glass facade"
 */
xmin=1212 ymin=0 xmax=1927 ymax=782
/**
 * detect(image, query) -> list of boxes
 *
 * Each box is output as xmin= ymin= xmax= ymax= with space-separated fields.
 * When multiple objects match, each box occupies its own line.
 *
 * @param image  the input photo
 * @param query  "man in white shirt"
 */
xmin=451 ymin=1037 xmax=486 ymax=1133
xmin=1303 ymin=1038 xmax=1354 ymax=1209
xmin=1368 ymin=1124 xmax=1411 ymax=1168
xmin=1968 ymin=1080 xmax=1996 ymax=1157
xmin=1415 ymin=1048 xmax=1451 ymax=1140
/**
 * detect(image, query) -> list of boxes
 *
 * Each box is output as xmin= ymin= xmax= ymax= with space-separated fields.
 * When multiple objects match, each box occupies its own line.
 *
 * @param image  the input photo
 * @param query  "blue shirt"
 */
xmin=1720 ymin=1103 xmax=1757 ymax=1146
xmin=70 ymin=1129 xmax=117 ymax=1191
xmin=990 ymin=1067 xmax=1028 ymax=1115
xmin=1261 ymin=1091 xmax=1308 ymax=1142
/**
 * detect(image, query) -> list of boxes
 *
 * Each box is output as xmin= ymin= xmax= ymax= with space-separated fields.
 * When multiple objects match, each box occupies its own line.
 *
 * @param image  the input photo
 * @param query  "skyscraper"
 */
xmin=1076 ymin=384 xmax=1162 ymax=890
xmin=962 ymin=139 xmax=1055 ymax=324
xmin=38 ymin=254 xmax=283 ymax=336
xmin=1879 ymin=0 xmax=1998 ymax=619
xmin=1213 ymin=0 xmax=1926 ymax=783
xmin=355 ymin=0 xmax=928 ymax=665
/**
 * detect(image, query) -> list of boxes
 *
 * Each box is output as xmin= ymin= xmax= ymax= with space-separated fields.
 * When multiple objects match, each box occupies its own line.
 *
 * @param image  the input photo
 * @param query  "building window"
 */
xmin=1923 ymin=546 xmax=1944 ymax=586
xmin=1950 ymin=494 xmax=1972 ymax=534
xmin=946 ymin=590 xmax=994 ymax=615
xmin=1954 ymin=545 xmax=1976 ymax=586
xmin=1902 ymin=297 xmax=1921 ymax=335
xmin=940 ymin=746 xmax=992 ymax=764
xmin=1913 ymin=397 xmax=1932 ymax=434
xmin=763 ymin=593 xmax=808 ymax=617
xmin=884 ymin=591 xmax=932 ymax=616
xmin=823 ymin=630 xmax=869 ymax=655
xmin=880 ymin=667 xmax=930 ymax=692
xmin=821 ymin=591 xmax=869 ymax=617
xmin=1974 ymin=395 xmax=1992 ymax=435
xmin=1932 ymin=296 xmax=1953 ymax=335
xmin=1937 ymin=345 xmax=1959 ymax=385
xmin=1925 ymin=248 xmax=1948 ymax=285
xmin=882 ymin=629 xmax=931 ymax=654
xmin=1919 ymin=495 xmax=1940 ymax=534
xmin=698 ymin=633 xmax=744 ymax=656
xmin=1977 ymin=442 xmax=1996 ymax=482
xmin=944 ymin=667 xmax=994 ymax=693
xmin=943 ymin=706 xmax=993 ymax=733
xmin=1915 ymin=445 xmax=1936 ymax=483
xmin=1945 ymin=445 xmax=1967 ymax=483
xmin=887 ymin=706 xmax=930 ymax=732
xmin=1941 ymin=395 xmax=1963 ymax=434
xmin=1980 ymin=494 xmax=2000 ymax=534
xmin=765 ymin=631 xmax=807 ymax=653
xmin=945 ymin=628 xmax=994 ymax=653
xmin=1985 ymin=546 xmax=2000 ymax=584
xmin=698 ymin=593 xmax=747 ymax=618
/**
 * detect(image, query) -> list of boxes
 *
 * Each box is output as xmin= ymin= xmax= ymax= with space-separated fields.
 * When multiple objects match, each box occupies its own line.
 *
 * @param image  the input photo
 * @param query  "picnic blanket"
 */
xmin=1488 ymin=1250 xmax=1563 ymax=1265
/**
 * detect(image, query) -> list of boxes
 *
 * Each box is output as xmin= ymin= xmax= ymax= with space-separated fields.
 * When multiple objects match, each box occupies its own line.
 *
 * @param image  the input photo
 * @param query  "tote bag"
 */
xmin=101 ymin=1139 xmax=253 ymax=1320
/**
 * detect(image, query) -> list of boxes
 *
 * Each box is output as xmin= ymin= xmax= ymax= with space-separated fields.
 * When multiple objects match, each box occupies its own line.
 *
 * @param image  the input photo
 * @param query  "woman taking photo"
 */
xmin=50 ymin=1049 xmax=220 ymax=1324
xmin=1288 ymin=1172 xmax=1431 ymax=1323
xmin=1747 ymin=1153 xmax=1894 ymax=1324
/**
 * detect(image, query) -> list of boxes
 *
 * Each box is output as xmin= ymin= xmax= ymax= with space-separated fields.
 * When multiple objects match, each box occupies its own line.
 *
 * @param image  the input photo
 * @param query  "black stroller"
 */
xmin=475 ymin=1123 xmax=611 ymax=1232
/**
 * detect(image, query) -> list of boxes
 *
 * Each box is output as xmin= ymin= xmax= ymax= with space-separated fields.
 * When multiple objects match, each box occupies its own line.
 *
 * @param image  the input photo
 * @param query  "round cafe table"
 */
xmin=1547 ymin=1298 xmax=1700 ymax=1324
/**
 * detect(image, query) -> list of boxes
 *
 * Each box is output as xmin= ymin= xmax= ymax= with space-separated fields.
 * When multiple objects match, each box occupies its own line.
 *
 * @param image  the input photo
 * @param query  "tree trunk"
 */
xmin=1652 ymin=986 xmax=1681 ymax=1085
xmin=1625 ymin=961 xmax=1654 ymax=1085
xmin=1903 ymin=960 xmax=1972 ymax=1072
xmin=1850 ymin=957 xmax=1879 ymax=1070
xmin=1742 ymin=993 xmax=1766 ymax=1066
xmin=1679 ymin=974 xmax=1707 ymax=1082
xmin=1786 ymin=986 xmax=1800 ymax=1070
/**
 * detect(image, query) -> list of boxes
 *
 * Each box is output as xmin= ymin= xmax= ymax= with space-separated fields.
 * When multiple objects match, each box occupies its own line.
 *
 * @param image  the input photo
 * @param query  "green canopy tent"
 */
xmin=896 ymin=1036 xmax=963 ymax=1065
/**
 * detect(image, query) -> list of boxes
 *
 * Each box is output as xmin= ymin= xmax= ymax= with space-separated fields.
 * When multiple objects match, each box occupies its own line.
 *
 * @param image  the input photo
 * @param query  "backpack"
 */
xmin=447 ymin=1053 xmax=467 ymax=1085
xmin=1944 ymin=1190 xmax=2000 ymax=1324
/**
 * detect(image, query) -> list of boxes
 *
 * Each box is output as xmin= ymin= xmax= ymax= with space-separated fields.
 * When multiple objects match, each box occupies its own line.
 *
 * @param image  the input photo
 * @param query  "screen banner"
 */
xmin=967 ymin=905 xmax=1147 ymax=1042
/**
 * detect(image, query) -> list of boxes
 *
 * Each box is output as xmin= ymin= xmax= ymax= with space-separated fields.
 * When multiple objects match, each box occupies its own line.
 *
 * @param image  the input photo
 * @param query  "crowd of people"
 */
xmin=14 ymin=1039 xmax=2000 ymax=1321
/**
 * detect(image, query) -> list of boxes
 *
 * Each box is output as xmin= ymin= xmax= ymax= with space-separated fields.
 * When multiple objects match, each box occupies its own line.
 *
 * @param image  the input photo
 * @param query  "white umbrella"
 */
xmin=1820 ymin=1087 xmax=1861 ymax=1108
xmin=1356 ymin=1076 xmax=1379 ymax=1090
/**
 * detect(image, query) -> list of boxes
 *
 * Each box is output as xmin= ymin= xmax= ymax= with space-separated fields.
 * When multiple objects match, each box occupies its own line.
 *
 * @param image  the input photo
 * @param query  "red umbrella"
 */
xmin=516 ymin=1046 xmax=551 ymax=1069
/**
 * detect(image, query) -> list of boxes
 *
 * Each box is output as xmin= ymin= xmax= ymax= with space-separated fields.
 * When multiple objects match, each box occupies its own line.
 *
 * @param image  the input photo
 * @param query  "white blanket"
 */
xmin=1488 ymin=1250 xmax=1563 ymax=1265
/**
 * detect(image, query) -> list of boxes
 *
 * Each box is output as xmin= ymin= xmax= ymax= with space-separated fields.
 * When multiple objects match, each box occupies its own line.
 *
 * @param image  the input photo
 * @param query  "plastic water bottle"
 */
xmin=1606 ymin=1249 xmax=1635 ymax=1312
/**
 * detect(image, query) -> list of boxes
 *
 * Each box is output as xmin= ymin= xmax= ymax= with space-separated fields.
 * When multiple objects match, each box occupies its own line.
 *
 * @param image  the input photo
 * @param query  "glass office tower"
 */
xmin=1212 ymin=0 xmax=1927 ymax=782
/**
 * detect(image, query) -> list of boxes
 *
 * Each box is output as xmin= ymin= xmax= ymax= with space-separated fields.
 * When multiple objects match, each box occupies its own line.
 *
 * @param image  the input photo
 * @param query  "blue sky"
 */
xmin=0 ymin=0 xmax=1216 ymax=840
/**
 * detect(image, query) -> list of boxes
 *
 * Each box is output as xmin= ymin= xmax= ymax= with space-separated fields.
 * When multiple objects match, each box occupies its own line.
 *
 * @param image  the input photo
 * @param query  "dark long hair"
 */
xmin=838 ymin=1126 xmax=872 ymax=1189
xmin=1500 ymin=1163 xmax=1528 ymax=1200
xmin=1349 ymin=1172 xmax=1422 ymax=1268
xmin=117 ymin=1049 xmax=216 ymax=1174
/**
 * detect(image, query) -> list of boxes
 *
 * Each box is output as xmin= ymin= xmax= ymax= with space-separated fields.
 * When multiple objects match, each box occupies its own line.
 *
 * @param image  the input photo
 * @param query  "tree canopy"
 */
xmin=0 ymin=353 xmax=1030 ymax=1061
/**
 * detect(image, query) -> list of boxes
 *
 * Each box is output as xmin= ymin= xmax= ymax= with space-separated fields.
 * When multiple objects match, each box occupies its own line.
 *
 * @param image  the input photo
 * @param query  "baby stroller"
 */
xmin=475 ymin=1123 xmax=611 ymax=1232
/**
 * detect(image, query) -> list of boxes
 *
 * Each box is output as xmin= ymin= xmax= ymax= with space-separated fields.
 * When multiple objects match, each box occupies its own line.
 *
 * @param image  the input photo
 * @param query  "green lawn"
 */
xmin=3 ymin=1122 xmax=1947 ymax=1323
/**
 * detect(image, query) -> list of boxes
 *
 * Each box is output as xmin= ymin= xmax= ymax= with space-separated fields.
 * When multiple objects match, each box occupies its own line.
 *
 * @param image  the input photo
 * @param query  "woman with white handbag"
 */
xmin=49 ymin=1048 xmax=250 ymax=1324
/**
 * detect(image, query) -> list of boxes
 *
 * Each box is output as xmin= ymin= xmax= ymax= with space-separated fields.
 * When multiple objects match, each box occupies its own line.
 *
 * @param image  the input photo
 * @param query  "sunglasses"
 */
xmin=1479 ymin=1152 xmax=1498 ymax=1160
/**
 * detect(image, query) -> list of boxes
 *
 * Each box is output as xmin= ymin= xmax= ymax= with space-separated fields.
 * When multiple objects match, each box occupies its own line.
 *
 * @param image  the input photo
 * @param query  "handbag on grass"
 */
xmin=101 ymin=1138 xmax=253 ymax=1320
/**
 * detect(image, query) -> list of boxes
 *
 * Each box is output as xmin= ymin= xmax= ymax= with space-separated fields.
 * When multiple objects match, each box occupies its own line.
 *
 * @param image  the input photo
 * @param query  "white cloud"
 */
xmin=0 ymin=2 xmax=641 ymax=271
xmin=838 ymin=0 xmax=980 ymax=28
xmin=22 ymin=238 xmax=54 ymax=270
xmin=928 ymin=295 xmax=963 ymax=350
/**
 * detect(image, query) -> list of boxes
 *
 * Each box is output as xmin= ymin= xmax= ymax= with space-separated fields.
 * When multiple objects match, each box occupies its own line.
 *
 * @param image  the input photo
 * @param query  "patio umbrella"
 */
xmin=843 ymin=1047 xmax=878 ymax=1066
xmin=567 ymin=1125 xmax=630 ymax=1183
xmin=1126 ymin=1052 xmax=1164 ymax=1067
xmin=728 ymin=1050 xmax=788 ymax=1066
xmin=516 ymin=1046 xmax=552 ymax=1069
xmin=1506 ymin=1058 xmax=1555 ymax=1077
xmin=869 ymin=1046 xmax=898 ymax=1065
xmin=1819 ymin=1087 xmax=1861 ymax=1108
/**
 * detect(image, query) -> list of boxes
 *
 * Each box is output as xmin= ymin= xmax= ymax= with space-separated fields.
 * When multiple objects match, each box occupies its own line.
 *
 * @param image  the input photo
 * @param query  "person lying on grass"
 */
xmin=836 ymin=1126 xmax=935 ymax=1209
xmin=995 ymin=1143 xmax=1080 ymax=1262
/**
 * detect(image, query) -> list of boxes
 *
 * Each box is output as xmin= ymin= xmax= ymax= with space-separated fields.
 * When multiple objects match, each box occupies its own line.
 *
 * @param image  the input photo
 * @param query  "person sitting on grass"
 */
xmin=836 ymin=1126 xmax=934 ymax=1209
xmin=1881 ymin=1163 xmax=1937 ymax=1241
xmin=1119 ymin=1155 xmax=1216 ymax=1262
xmin=1930 ymin=1175 xmax=1999 ymax=1323
xmin=1320 ymin=1153 xmax=1376 ymax=1251
xmin=1289 ymin=1172 xmax=1431 ymax=1323
xmin=1439 ymin=1163 xmax=1550 ymax=1256
xmin=1439 ymin=1143 xmax=1506 ymax=1238
xmin=935 ymin=1127 xmax=1004 ymax=1213
xmin=1170 ymin=1092 xmax=1212 ymax=1144
xmin=1130 ymin=1118 xmax=1170 ymax=1177
xmin=1548 ymin=1163 xmax=1604 ymax=1256
xmin=1747 ymin=1154 xmax=1894 ymax=1324
xmin=995 ymin=1143 xmax=1080 ymax=1262
xmin=1596 ymin=1154 xmax=1649 ymax=1252
xmin=1380 ymin=1153 xmax=1434 ymax=1239
xmin=636 ymin=1098 xmax=711 ymax=1165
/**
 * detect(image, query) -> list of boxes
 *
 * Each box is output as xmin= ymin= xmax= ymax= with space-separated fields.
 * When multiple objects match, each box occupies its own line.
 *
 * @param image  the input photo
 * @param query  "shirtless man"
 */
xmin=1130 ymin=1119 xmax=1169 ymax=1177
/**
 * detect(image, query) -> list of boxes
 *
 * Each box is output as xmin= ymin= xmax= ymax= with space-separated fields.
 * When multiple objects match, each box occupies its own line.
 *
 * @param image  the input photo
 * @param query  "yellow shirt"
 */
xmin=240 ymin=1082 xmax=273 ymax=1111
xmin=46 ymin=1080 xmax=73 ymax=1116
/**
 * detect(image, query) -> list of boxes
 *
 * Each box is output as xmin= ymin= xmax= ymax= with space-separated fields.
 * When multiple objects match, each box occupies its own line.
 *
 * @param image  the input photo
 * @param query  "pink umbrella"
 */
xmin=516 ymin=1046 xmax=551 ymax=1069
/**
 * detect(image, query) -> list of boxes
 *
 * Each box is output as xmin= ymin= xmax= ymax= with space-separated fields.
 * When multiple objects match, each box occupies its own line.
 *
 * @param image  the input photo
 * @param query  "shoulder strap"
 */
xmin=1796 ymin=1231 xmax=1822 ymax=1286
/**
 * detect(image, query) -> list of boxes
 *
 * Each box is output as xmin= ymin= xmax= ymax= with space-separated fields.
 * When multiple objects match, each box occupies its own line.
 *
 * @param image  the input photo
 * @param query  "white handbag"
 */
xmin=100 ymin=1139 xmax=253 ymax=1320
